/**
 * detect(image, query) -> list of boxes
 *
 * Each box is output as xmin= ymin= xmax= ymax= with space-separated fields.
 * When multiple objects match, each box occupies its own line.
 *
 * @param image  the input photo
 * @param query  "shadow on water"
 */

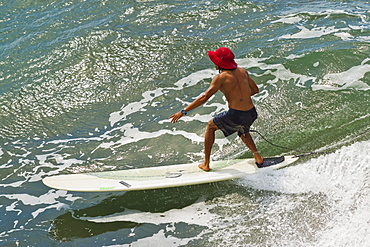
xmin=48 ymin=182 xmax=235 ymax=242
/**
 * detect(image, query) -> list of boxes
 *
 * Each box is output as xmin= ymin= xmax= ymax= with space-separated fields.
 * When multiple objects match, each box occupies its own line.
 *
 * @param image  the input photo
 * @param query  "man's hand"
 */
xmin=169 ymin=111 xmax=184 ymax=123
xmin=169 ymin=78 xmax=220 ymax=124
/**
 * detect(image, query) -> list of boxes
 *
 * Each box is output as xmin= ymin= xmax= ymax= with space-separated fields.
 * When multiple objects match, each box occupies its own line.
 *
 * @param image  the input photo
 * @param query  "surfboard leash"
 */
xmin=249 ymin=129 xmax=330 ymax=158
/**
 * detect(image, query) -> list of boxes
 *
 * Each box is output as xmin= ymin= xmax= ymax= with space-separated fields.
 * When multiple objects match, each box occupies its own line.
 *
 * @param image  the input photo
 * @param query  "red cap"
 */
xmin=207 ymin=47 xmax=238 ymax=69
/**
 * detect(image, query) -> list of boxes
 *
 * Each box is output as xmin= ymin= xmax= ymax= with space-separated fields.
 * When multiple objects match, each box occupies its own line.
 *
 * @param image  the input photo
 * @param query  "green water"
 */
xmin=0 ymin=0 xmax=369 ymax=246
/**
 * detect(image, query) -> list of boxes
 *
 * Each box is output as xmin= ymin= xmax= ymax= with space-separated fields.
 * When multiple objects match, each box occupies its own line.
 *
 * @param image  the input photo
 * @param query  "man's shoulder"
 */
xmin=237 ymin=67 xmax=248 ymax=73
xmin=214 ymin=72 xmax=232 ymax=83
xmin=219 ymin=68 xmax=247 ymax=79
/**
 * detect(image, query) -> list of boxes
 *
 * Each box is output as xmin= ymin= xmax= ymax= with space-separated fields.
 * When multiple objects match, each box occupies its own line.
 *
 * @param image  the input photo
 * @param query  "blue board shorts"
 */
xmin=213 ymin=107 xmax=258 ymax=137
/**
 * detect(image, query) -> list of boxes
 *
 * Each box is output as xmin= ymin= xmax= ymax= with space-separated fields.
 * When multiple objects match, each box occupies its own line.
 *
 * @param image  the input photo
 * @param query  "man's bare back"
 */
xmin=216 ymin=67 xmax=259 ymax=111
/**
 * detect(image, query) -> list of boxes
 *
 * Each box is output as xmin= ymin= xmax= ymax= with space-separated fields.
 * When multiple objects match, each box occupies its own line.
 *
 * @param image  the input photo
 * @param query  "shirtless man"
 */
xmin=169 ymin=47 xmax=264 ymax=171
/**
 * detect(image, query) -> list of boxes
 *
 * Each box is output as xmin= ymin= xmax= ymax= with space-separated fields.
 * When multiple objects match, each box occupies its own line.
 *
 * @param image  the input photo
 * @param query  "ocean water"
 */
xmin=0 ymin=0 xmax=369 ymax=246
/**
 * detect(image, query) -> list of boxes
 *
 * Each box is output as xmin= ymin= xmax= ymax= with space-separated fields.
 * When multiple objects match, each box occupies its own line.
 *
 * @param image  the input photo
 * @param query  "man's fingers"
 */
xmin=169 ymin=112 xmax=182 ymax=123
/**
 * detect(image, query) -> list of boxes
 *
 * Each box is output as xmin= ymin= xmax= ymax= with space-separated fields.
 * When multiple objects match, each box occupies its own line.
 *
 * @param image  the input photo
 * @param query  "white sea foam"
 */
xmin=280 ymin=26 xmax=349 ymax=40
xmin=313 ymin=58 xmax=370 ymax=91
xmin=273 ymin=9 xmax=368 ymax=24
xmin=96 ymin=123 xmax=205 ymax=149
xmin=1 ymin=189 xmax=81 ymax=229
xmin=239 ymin=141 xmax=369 ymax=193
xmin=334 ymin=31 xmax=354 ymax=41
xmin=34 ymin=150 xmax=84 ymax=176
xmin=237 ymin=140 xmax=370 ymax=245
xmin=272 ymin=15 xmax=302 ymax=24
xmin=109 ymin=69 xmax=217 ymax=127
xmin=272 ymin=9 xmax=368 ymax=41
xmin=237 ymin=57 xmax=316 ymax=89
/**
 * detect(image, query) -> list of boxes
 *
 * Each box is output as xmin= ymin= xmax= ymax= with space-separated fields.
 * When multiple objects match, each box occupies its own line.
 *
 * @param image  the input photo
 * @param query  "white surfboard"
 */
xmin=42 ymin=156 xmax=298 ymax=192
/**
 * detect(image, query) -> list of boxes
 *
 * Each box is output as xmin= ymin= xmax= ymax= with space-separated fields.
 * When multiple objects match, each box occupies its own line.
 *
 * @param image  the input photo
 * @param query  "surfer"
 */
xmin=170 ymin=47 xmax=263 ymax=171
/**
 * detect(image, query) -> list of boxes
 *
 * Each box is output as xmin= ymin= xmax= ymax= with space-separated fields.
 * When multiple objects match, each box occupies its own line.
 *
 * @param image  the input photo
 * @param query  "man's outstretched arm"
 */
xmin=169 ymin=76 xmax=222 ymax=123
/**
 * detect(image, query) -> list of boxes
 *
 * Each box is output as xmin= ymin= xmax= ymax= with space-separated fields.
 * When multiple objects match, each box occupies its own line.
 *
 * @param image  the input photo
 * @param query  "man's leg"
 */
xmin=240 ymin=132 xmax=263 ymax=164
xmin=198 ymin=119 xmax=218 ymax=171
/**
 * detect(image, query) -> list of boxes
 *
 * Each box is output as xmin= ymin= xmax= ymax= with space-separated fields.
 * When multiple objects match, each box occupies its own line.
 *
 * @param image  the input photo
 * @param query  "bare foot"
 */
xmin=198 ymin=162 xmax=211 ymax=171
xmin=254 ymin=152 xmax=264 ymax=165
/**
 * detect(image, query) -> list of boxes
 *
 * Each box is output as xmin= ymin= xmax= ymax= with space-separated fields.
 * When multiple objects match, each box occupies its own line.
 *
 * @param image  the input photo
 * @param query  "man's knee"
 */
xmin=207 ymin=119 xmax=218 ymax=131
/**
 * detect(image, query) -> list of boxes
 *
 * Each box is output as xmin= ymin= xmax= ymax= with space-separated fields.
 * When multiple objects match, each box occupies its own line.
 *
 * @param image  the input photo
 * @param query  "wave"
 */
xmin=238 ymin=140 xmax=370 ymax=246
xmin=312 ymin=58 xmax=370 ymax=91
xmin=72 ymin=140 xmax=370 ymax=246
xmin=271 ymin=9 xmax=369 ymax=40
